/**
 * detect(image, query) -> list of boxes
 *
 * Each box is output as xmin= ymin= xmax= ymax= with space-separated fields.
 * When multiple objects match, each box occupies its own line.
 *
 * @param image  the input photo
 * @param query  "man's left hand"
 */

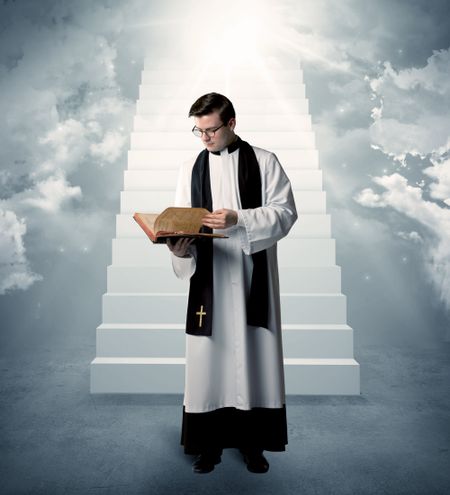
xmin=202 ymin=209 xmax=238 ymax=230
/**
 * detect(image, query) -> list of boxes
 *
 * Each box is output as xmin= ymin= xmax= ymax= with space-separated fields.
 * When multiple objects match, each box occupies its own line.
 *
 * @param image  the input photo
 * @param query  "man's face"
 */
xmin=193 ymin=111 xmax=236 ymax=153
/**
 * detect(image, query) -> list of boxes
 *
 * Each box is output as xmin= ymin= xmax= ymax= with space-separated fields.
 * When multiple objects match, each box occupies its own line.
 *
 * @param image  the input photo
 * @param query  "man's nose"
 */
xmin=202 ymin=132 xmax=211 ymax=142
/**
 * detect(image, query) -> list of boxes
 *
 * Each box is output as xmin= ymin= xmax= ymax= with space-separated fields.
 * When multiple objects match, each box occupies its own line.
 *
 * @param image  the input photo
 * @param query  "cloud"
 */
xmin=396 ymin=231 xmax=423 ymax=243
xmin=90 ymin=130 xmax=128 ymax=165
xmin=354 ymin=173 xmax=450 ymax=231
xmin=370 ymin=117 xmax=449 ymax=165
xmin=355 ymin=187 xmax=386 ymax=208
xmin=0 ymin=1 xmax=135 ymax=294
xmin=37 ymin=119 xmax=89 ymax=177
xmin=20 ymin=174 xmax=82 ymax=212
xmin=278 ymin=28 xmax=353 ymax=73
xmin=0 ymin=209 xmax=43 ymax=295
xmin=354 ymin=45 xmax=450 ymax=319
xmin=371 ymin=49 xmax=450 ymax=95
xmin=423 ymin=158 xmax=450 ymax=204
xmin=368 ymin=49 xmax=450 ymax=163
xmin=355 ymin=172 xmax=450 ymax=314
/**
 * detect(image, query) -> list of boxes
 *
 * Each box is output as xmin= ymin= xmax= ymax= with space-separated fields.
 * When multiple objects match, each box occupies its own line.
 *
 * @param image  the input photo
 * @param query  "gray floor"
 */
xmin=1 ymin=342 xmax=450 ymax=495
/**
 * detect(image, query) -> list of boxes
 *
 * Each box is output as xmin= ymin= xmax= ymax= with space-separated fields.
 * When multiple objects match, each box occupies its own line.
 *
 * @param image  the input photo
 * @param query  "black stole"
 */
xmin=185 ymin=136 xmax=269 ymax=336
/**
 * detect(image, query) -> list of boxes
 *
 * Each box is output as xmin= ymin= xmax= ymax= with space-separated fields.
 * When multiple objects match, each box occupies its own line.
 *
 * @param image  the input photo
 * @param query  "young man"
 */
xmin=167 ymin=93 xmax=297 ymax=474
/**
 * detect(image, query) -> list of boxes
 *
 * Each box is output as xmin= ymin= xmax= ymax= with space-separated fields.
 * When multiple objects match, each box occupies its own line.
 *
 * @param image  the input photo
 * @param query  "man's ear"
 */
xmin=228 ymin=118 xmax=236 ymax=131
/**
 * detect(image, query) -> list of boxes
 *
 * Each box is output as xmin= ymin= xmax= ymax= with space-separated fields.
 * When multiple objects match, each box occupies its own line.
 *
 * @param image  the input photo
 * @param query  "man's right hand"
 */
xmin=166 ymin=237 xmax=194 ymax=257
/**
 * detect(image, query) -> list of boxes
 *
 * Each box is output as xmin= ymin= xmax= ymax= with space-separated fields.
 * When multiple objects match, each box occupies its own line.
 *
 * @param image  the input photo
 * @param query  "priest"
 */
xmin=167 ymin=92 xmax=298 ymax=474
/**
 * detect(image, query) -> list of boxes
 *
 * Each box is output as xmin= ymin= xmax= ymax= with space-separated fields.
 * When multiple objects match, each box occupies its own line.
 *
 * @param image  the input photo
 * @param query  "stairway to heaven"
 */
xmin=90 ymin=57 xmax=361 ymax=395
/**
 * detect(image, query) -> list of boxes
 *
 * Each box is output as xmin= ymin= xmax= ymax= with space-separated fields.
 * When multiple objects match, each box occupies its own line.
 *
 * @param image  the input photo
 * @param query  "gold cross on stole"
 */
xmin=196 ymin=305 xmax=206 ymax=327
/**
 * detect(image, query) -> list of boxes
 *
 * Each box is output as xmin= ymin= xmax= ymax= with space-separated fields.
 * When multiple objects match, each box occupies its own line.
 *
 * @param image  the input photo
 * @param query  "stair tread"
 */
xmin=92 ymin=357 xmax=185 ymax=364
xmin=285 ymin=358 xmax=359 ymax=365
xmin=102 ymin=292 xmax=346 ymax=297
xmin=92 ymin=357 xmax=359 ymax=365
xmin=98 ymin=323 xmax=185 ymax=330
xmin=283 ymin=323 xmax=352 ymax=330
xmin=97 ymin=323 xmax=352 ymax=330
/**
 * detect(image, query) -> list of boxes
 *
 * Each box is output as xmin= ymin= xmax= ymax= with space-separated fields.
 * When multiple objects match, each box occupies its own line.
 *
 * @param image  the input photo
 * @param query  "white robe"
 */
xmin=171 ymin=144 xmax=297 ymax=414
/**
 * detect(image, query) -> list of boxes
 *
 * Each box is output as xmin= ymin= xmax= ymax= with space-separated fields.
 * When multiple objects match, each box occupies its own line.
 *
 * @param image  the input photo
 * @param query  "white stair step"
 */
xmin=282 ymin=324 xmax=354 ymax=358
xmin=106 ymin=265 xmax=341 ymax=294
xmin=120 ymin=190 xmax=179 ymax=213
xmin=123 ymin=170 xmax=180 ymax=189
xmin=90 ymin=356 xmax=359 ymax=394
xmin=273 ymin=149 xmax=319 ymax=168
xmin=115 ymin=212 xmax=330 ymax=239
xmin=130 ymin=132 xmax=203 ymax=151
xmin=133 ymin=114 xmax=312 ymax=132
xmin=141 ymin=58 xmax=303 ymax=71
xmin=102 ymin=293 xmax=346 ymax=324
xmin=287 ymin=213 xmax=333 ymax=237
xmin=102 ymin=293 xmax=188 ymax=323
xmin=90 ymin=357 xmax=185 ymax=393
xmin=127 ymin=150 xmax=198 ymax=169
xmin=99 ymin=323 xmax=354 ymax=358
xmin=130 ymin=131 xmax=316 ymax=150
xmin=94 ymin=323 xmax=353 ymax=359
xmin=283 ymin=238 xmax=336 ymax=265
xmin=137 ymin=98 xmax=309 ymax=115
xmin=138 ymin=83 xmax=306 ymax=100
xmin=96 ymin=323 xmax=186 ymax=357
xmin=123 ymin=169 xmax=323 ymax=191
xmin=111 ymin=240 xmax=172 ymax=266
xmin=282 ymin=293 xmax=346 ymax=323
xmin=120 ymin=190 xmax=326 ymax=214
xmin=142 ymin=56 xmax=301 ymax=68
xmin=293 ymin=190 xmax=327 ymax=214
xmin=107 ymin=265 xmax=189 ymax=292
xmin=141 ymin=69 xmax=304 ymax=84
xmin=284 ymin=358 xmax=360 ymax=394
xmin=111 ymin=238 xmax=336 ymax=267
xmin=127 ymin=149 xmax=319 ymax=170
xmin=279 ymin=266 xmax=341 ymax=292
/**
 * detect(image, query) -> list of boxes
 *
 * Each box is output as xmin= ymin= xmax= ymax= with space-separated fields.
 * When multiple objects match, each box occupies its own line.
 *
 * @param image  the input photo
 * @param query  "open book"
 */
xmin=133 ymin=207 xmax=228 ymax=244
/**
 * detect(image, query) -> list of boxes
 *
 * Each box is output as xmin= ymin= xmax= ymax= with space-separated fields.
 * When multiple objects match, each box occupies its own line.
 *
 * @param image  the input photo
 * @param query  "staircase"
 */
xmin=90 ymin=58 xmax=360 ymax=395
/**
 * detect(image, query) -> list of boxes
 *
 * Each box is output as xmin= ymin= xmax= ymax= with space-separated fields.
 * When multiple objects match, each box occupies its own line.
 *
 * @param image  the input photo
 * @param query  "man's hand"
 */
xmin=166 ymin=237 xmax=194 ymax=257
xmin=202 ymin=209 xmax=238 ymax=230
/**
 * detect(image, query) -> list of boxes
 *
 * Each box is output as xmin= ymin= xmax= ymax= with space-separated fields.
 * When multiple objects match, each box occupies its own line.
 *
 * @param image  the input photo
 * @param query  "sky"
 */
xmin=0 ymin=0 xmax=450 ymax=355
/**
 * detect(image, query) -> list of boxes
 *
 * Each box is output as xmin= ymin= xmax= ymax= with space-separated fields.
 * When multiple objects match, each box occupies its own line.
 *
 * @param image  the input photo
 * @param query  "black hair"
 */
xmin=188 ymin=92 xmax=235 ymax=124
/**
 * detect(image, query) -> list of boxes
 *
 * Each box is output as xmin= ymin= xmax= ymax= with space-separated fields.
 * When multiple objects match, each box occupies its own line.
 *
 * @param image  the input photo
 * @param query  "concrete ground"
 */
xmin=1 ymin=342 xmax=449 ymax=495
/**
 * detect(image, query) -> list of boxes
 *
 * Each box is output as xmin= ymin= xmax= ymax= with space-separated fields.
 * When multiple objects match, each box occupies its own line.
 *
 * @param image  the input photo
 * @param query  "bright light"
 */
xmin=215 ymin=17 xmax=264 ymax=65
xmin=133 ymin=0 xmax=355 ymax=75
xmin=147 ymin=0 xmax=288 ymax=69
xmin=136 ymin=0 xmax=310 ymax=127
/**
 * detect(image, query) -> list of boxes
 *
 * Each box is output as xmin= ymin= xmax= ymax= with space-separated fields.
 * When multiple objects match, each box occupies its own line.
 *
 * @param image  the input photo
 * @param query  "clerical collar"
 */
xmin=210 ymin=136 xmax=241 ymax=155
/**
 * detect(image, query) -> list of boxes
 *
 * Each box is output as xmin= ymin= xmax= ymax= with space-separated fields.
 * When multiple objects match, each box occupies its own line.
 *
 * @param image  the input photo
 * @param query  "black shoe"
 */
xmin=241 ymin=450 xmax=269 ymax=473
xmin=192 ymin=453 xmax=222 ymax=474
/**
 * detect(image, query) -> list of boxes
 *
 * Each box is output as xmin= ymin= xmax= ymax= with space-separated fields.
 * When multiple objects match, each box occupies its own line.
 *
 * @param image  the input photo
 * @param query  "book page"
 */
xmin=154 ymin=207 xmax=210 ymax=234
xmin=134 ymin=213 xmax=159 ymax=234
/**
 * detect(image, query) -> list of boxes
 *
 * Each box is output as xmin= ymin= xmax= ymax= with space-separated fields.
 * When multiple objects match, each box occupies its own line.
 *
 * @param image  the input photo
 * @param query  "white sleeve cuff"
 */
xmin=236 ymin=210 xmax=246 ymax=227
xmin=236 ymin=209 xmax=251 ymax=255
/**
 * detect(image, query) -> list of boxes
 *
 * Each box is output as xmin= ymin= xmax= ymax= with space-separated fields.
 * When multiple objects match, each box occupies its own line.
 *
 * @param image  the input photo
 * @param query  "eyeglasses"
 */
xmin=192 ymin=123 xmax=225 ymax=138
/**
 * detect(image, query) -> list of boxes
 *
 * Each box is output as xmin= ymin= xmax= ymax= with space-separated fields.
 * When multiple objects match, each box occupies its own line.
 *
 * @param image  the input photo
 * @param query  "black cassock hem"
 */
xmin=180 ymin=404 xmax=288 ymax=455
